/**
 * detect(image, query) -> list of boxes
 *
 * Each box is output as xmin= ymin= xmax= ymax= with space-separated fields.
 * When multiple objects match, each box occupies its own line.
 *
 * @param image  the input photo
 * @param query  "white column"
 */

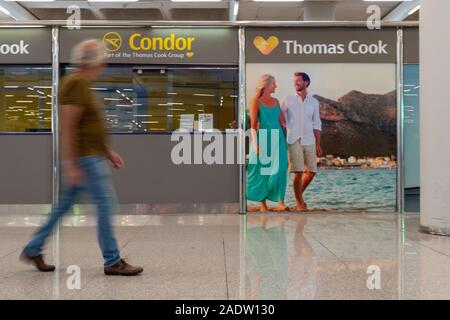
xmin=420 ymin=0 xmax=450 ymax=235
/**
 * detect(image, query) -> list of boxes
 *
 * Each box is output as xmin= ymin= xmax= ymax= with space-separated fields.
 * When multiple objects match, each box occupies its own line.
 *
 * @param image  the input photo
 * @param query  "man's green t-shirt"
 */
xmin=59 ymin=72 xmax=108 ymax=158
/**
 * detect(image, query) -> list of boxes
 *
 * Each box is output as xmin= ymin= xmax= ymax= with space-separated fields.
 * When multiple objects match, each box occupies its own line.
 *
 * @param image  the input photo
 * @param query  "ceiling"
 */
xmin=0 ymin=0 xmax=420 ymax=22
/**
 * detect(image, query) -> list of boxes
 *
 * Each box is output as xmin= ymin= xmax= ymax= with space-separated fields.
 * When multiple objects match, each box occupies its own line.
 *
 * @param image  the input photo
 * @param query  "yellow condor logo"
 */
xmin=102 ymin=32 xmax=122 ymax=52
xmin=129 ymin=33 xmax=196 ymax=51
xmin=253 ymin=36 xmax=279 ymax=55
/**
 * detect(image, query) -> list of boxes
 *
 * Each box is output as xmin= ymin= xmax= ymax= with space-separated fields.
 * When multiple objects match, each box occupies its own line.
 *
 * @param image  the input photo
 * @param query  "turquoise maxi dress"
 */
xmin=247 ymin=101 xmax=288 ymax=203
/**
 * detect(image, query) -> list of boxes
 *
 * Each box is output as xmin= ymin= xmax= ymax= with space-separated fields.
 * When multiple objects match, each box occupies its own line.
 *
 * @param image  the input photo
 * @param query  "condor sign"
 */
xmin=0 ymin=28 xmax=52 ymax=64
xmin=60 ymin=28 xmax=239 ymax=65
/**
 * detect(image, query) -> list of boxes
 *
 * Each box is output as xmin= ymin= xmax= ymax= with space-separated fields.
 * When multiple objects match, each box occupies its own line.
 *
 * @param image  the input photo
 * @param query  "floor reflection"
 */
xmin=2 ymin=212 xmax=450 ymax=299
xmin=243 ymin=213 xmax=406 ymax=300
xmin=246 ymin=215 xmax=317 ymax=299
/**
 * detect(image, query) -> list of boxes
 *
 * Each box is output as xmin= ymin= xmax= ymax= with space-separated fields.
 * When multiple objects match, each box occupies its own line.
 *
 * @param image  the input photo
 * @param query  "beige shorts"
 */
xmin=288 ymin=140 xmax=318 ymax=173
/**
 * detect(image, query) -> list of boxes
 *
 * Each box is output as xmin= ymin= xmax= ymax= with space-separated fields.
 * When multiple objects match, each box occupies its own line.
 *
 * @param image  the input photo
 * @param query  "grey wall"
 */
xmin=109 ymin=134 xmax=240 ymax=204
xmin=0 ymin=134 xmax=53 ymax=204
xmin=404 ymin=27 xmax=419 ymax=64
xmin=0 ymin=134 xmax=239 ymax=205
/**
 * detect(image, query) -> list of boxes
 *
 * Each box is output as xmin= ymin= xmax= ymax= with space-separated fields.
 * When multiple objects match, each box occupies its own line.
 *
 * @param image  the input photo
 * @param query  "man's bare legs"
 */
xmin=293 ymin=171 xmax=316 ymax=211
xmin=293 ymin=172 xmax=307 ymax=211
xmin=300 ymin=171 xmax=316 ymax=209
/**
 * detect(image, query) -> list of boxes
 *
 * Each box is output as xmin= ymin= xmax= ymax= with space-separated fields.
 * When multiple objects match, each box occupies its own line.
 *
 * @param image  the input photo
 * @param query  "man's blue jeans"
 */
xmin=23 ymin=156 xmax=121 ymax=267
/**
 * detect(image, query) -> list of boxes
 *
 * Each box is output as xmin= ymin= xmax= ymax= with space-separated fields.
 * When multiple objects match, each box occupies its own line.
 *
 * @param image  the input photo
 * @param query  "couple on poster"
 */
xmin=247 ymin=72 xmax=322 ymax=212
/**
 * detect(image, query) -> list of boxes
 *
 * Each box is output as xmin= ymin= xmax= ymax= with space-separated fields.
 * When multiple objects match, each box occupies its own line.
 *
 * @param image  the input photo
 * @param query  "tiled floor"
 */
xmin=0 ymin=212 xmax=450 ymax=300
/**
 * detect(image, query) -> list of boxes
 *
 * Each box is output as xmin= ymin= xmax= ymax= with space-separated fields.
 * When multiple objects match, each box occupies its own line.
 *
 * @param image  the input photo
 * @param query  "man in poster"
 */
xmin=281 ymin=72 xmax=322 ymax=211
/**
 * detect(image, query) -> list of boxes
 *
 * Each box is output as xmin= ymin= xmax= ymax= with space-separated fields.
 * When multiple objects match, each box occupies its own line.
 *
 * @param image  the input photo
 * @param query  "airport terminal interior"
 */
xmin=1 ymin=0 xmax=450 ymax=300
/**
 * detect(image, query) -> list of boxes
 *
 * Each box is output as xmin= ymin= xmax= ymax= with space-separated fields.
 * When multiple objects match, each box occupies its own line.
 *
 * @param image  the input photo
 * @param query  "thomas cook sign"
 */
xmin=60 ymin=28 xmax=238 ymax=65
xmin=246 ymin=27 xmax=397 ymax=63
xmin=0 ymin=28 xmax=52 ymax=64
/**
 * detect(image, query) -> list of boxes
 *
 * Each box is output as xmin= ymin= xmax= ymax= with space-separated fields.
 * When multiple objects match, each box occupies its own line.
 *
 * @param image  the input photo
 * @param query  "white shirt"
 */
xmin=281 ymin=93 xmax=322 ymax=146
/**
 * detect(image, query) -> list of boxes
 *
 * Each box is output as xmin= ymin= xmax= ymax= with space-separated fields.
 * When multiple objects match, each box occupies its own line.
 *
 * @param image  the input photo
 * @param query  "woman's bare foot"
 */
xmin=259 ymin=202 xmax=269 ymax=212
xmin=276 ymin=201 xmax=289 ymax=212
xmin=247 ymin=206 xmax=261 ymax=212
xmin=277 ymin=205 xmax=290 ymax=212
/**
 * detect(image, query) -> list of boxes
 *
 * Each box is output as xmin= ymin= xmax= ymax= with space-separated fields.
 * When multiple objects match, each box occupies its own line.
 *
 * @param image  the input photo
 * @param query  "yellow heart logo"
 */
xmin=253 ymin=36 xmax=279 ymax=55
xmin=186 ymin=52 xmax=194 ymax=58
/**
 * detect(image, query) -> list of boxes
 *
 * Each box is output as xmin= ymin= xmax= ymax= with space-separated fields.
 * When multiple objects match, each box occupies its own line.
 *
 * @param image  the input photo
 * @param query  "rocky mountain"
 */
xmin=315 ymin=90 xmax=397 ymax=157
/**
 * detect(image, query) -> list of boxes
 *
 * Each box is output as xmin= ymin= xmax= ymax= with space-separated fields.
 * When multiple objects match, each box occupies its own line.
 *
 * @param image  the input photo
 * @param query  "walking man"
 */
xmin=281 ymin=72 xmax=322 ymax=211
xmin=20 ymin=39 xmax=143 ymax=276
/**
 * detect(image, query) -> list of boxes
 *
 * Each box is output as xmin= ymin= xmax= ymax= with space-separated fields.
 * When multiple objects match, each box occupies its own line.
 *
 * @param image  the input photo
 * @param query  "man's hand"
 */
xmin=313 ymin=129 xmax=322 ymax=157
xmin=316 ymin=144 xmax=323 ymax=157
xmin=108 ymin=150 xmax=124 ymax=169
xmin=64 ymin=162 xmax=84 ymax=186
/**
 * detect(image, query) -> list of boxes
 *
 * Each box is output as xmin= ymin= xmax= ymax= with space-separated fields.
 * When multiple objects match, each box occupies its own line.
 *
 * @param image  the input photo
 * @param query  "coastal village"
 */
xmin=317 ymin=155 xmax=397 ymax=169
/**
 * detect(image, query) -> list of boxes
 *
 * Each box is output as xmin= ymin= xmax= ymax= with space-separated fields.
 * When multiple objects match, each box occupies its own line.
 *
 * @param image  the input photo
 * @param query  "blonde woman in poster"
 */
xmin=247 ymin=74 xmax=289 ymax=212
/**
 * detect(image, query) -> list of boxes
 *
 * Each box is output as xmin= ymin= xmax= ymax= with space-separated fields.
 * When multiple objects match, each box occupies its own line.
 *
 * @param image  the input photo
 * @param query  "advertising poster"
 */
xmin=245 ymin=28 xmax=398 ymax=213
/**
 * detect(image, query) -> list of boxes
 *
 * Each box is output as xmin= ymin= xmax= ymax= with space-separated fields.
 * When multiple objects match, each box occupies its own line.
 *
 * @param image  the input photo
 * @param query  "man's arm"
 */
xmin=313 ymin=129 xmax=322 ymax=157
xmin=313 ymin=101 xmax=322 ymax=157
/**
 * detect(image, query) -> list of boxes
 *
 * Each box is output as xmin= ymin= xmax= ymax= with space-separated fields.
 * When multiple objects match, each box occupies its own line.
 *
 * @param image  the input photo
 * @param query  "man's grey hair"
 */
xmin=70 ymin=39 xmax=105 ymax=68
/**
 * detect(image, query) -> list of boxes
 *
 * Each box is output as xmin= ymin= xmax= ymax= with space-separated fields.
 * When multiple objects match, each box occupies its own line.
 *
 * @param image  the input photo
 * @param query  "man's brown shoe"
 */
xmin=104 ymin=259 xmax=143 ymax=276
xmin=20 ymin=253 xmax=55 ymax=272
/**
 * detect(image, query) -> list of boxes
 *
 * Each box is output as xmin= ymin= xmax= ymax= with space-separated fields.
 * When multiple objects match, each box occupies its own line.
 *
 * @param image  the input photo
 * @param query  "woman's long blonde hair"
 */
xmin=253 ymin=74 xmax=275 ymax=102
xmin=249 ymin=74 xmax=275 ymax=129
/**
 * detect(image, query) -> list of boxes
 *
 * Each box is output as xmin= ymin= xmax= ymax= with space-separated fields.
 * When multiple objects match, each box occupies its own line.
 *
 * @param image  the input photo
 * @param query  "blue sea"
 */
xmin=248 ymin=168 xmax=397 ymax=212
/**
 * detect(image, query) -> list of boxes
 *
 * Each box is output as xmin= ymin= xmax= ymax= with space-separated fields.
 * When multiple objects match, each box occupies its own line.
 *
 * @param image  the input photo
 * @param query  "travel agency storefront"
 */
xmin=0 ymin=22 xmax=418 ymax=215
